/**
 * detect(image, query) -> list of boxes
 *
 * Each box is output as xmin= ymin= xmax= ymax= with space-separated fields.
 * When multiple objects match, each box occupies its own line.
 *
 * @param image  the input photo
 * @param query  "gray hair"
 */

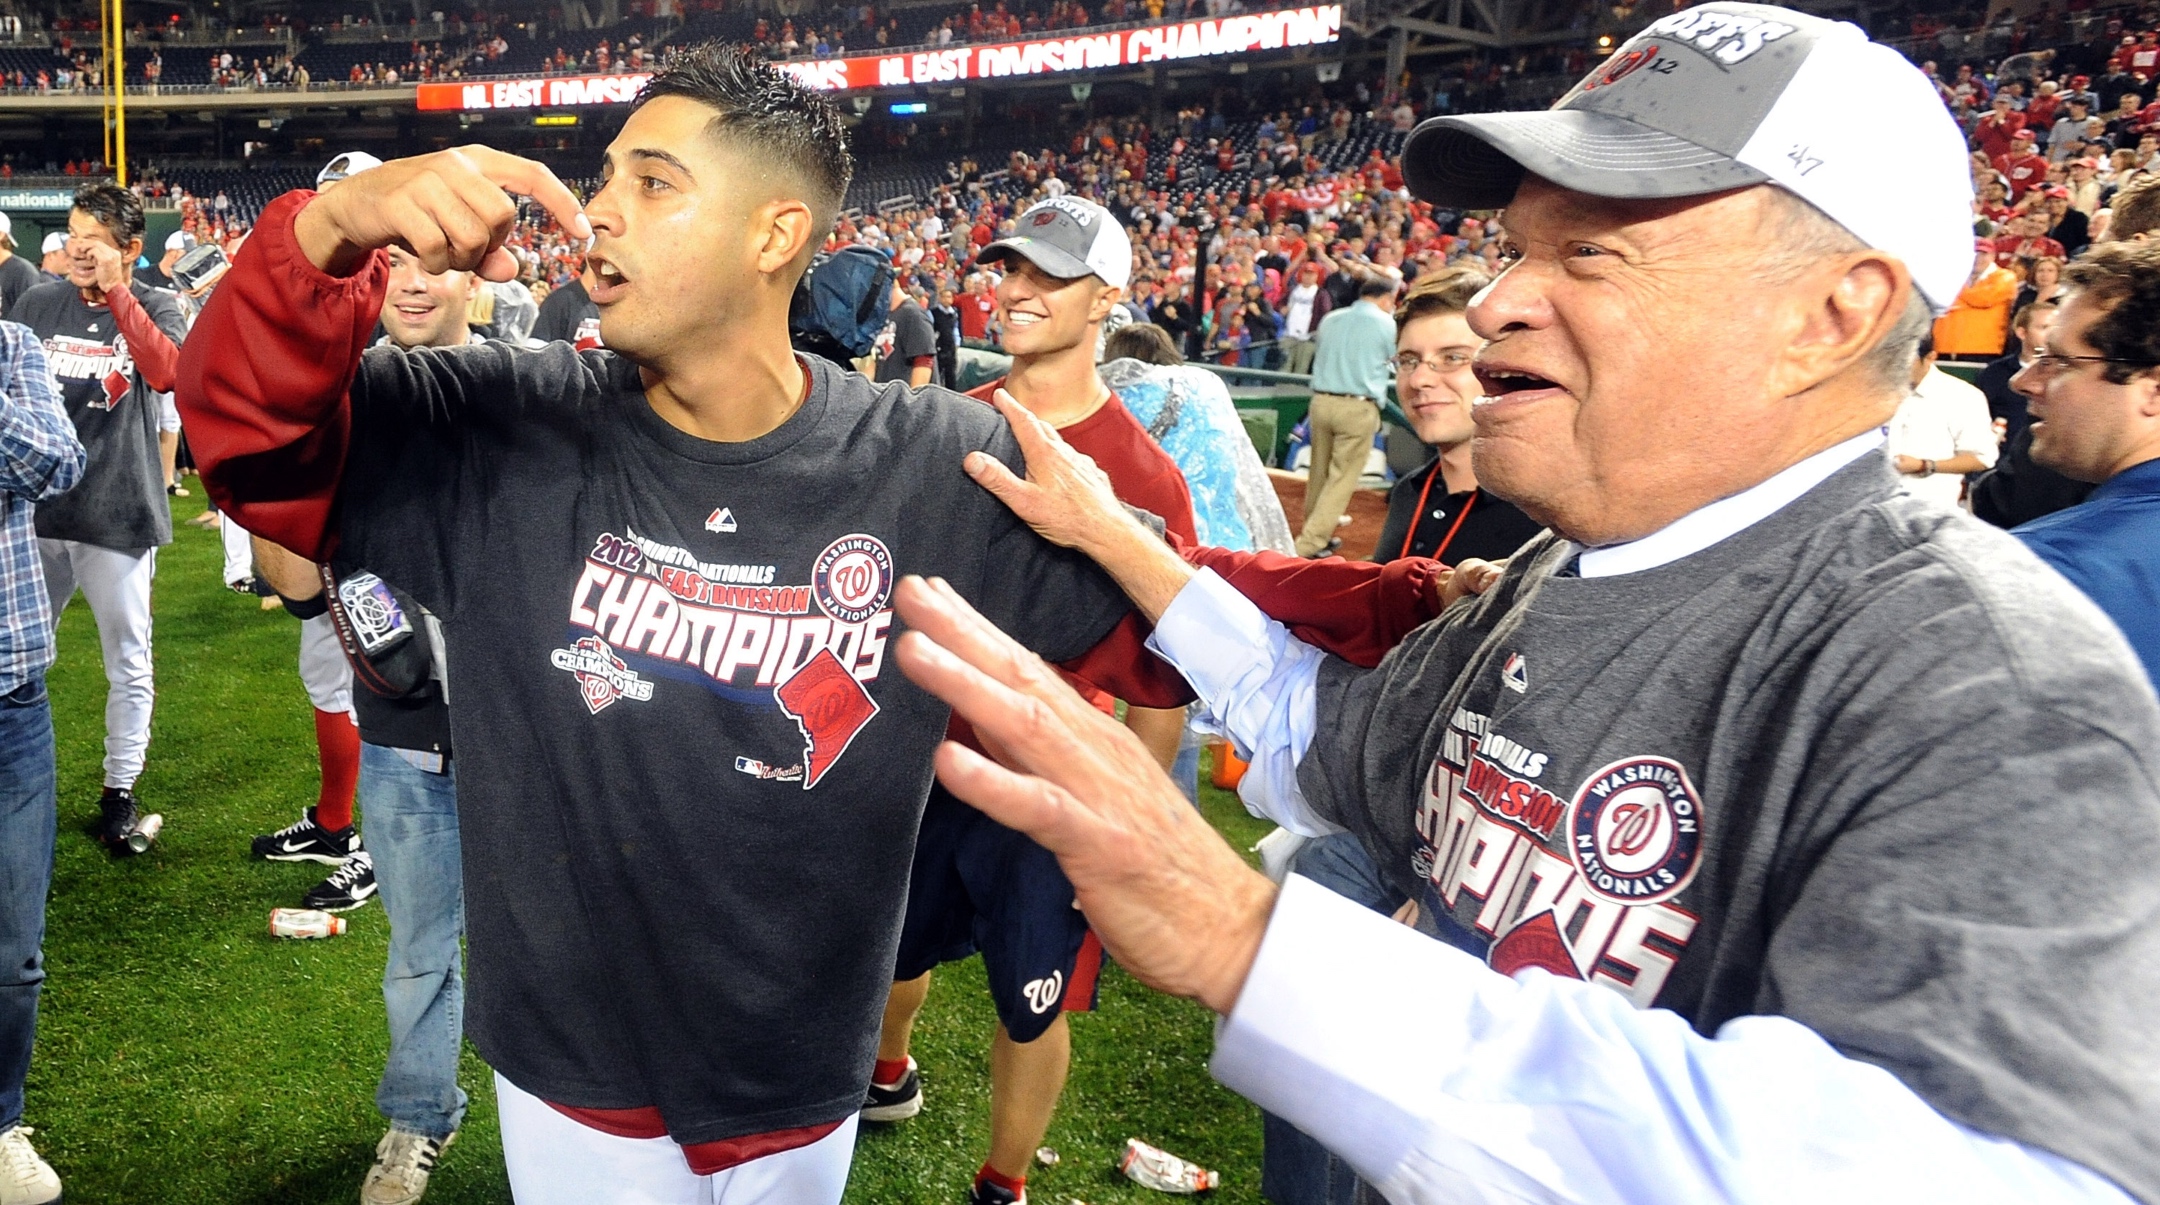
xmin=1759 ymin=189 xmax=1933 ymax=392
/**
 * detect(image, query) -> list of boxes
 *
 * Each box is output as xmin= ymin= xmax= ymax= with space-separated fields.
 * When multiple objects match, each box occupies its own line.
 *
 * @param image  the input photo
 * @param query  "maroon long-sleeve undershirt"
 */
xmin=104 ymin=281 xmax=182 ymax=395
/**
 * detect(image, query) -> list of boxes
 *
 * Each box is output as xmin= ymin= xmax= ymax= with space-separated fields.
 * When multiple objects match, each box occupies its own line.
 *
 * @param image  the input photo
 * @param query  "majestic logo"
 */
xmin=1500 ymin=651 xmax=1528 ymax=693
xmin=774 ymin=648 xmax=881 ymax=789
xmin=705 ymin=507 xmax=738 ymax=534
xmin=1022 ymin=970 xmax=1065 ymax=1014
xmin=812 ymin=534 xmax=895 ymax=625
xmin=1567 ymin=757 xmax=1703 ymax=905
xmin=335 ymin=572 xmax=412 ymax=653
xmin=551 ymin=635 xmax=656 ymax=714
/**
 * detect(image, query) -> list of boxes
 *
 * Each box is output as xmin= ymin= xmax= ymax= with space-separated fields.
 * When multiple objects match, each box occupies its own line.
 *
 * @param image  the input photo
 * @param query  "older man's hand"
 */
xmin=1437 ymin=557 xmax=1506 ymax=610
xmin=965 ymin=389 xmax=1154 ymax=559
xmin=964 ymin=389 xmax=1198 ymax=622
xmin=893 ymin=575 xmax=1277 ymax=1015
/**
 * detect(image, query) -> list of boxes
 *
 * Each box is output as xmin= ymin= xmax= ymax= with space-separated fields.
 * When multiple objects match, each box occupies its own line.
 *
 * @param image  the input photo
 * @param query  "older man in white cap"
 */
xmin=891 ymin=4 xmax=2160 ymax=1203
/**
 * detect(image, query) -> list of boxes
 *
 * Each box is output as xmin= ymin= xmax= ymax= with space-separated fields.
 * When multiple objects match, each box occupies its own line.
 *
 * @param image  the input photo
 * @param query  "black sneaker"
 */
xmin=860 ymin=1058 xmax=923 ymax=1122
xmin=968 ymin=1178 xmax=1024 ymax=1205
xmin=302 ymin=850 xmax=376 ymax=912
xmin=251 ymin=807 xmax=356 ymax=865
xmin=97 ymin=787 xmax=140 ymax=850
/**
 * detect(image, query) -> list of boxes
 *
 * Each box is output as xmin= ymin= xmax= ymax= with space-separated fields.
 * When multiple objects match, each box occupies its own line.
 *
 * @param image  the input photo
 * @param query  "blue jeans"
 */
xmin=1262 ymin=832 xmax=1398 ymax=1205
xmin=360 ymin=742 xmax=467 ymax=1139
xmin=0 ymin=676 xmax=55 ymax=1135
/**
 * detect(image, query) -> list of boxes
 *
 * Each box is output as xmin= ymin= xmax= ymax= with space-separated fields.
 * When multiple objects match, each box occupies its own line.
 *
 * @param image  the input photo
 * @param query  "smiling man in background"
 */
xmin=867 ymin=195 xmax=1198 ymax=1205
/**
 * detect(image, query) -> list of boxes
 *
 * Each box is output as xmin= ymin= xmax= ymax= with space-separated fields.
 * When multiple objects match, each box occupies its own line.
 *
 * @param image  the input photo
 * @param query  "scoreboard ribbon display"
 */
xmin=414 ymin=3 xmax=1340 ymax=111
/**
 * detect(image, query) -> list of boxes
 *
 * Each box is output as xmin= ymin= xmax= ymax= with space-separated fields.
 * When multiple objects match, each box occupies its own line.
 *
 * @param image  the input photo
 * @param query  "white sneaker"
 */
xmin=0 ymin=1126 xmax=61 ymax=1205
xmin=361 ymin=1128 xmax=454 ymax=1205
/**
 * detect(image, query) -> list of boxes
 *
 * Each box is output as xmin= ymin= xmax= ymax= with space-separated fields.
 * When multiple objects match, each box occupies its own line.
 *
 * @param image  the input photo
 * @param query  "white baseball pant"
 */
xmin=221 ymin=513 xmax=253 ymax=589
xmin=39 ymin=540 xmax=157 ymax=790
xmin=494 ymin=1073 xmax=857 ymax=1205
xmin=298 ymin=613 xmax=353 ymax=715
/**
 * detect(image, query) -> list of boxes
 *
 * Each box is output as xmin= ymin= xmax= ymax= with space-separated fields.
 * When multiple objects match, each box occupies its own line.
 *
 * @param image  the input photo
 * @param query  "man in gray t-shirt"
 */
xmin=877 ymin=7 xmax=2160 ymax=1203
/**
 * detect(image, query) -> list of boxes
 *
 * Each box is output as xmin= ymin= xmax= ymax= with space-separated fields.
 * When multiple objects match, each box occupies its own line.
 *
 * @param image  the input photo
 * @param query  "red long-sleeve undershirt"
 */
xmin=104 ymin=283 xmax=181 ymax=394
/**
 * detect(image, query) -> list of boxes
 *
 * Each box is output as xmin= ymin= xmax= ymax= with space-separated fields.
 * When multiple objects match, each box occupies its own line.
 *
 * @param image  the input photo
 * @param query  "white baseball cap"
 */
xmin=41 ymin=232 xmax=67 ymax=255
xmin=976 ymin=197 xmax=1132 ymax=290
xmin=165 ymin=230 xmax=197 ymax=252
xmin=0 ymin=212 xmax=10 ymax=239
xmin=1401 ymin=2 xmax=1972 ymax=314
xmin=317 ymin=150 xmax=384 ymax=187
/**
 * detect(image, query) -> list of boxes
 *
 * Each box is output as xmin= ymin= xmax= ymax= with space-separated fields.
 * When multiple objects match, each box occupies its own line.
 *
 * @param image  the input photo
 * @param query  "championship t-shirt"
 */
xmin=329 ymin=346 xmax=1151 ymax=1145
xmin=1297 ymin=455 xmax=2160 ymax=1199
xmin=13 ymin=280 xmax=186 ymax=550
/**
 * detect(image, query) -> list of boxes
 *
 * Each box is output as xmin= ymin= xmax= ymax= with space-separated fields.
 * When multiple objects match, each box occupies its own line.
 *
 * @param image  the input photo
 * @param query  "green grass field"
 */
xmin=28 ymin=493 xmax=1279 ymax=1204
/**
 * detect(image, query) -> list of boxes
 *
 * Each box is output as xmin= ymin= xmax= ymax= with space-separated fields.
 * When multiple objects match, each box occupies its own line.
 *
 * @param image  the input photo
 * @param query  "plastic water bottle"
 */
xmin=268 ymin=908 xmax=346 ymax=939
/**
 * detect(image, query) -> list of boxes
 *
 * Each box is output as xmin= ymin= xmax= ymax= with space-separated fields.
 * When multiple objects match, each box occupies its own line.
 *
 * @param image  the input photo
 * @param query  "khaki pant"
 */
xmin=1297 ymin=392 xmax=1380 ymax=556
xmin=1283 ymin=337 xmax=1318 ymax=375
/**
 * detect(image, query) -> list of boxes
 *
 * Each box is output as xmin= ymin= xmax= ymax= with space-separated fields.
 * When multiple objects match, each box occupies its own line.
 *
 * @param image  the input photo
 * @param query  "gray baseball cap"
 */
xmin=976 ymin=197 xmax=1132 ymax=289
xmin=1401 ymin=2 xmax=1973 ymax=311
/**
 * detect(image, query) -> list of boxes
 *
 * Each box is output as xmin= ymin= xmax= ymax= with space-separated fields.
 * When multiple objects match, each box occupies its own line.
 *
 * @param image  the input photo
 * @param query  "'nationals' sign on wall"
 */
xmin=413 ymin=4 xmax=1340 ymax=111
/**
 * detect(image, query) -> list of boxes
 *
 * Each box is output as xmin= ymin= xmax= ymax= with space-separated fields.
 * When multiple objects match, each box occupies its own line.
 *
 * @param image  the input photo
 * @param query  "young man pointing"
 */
xmin=179 ymin=46 xmax=1185 ymax=1204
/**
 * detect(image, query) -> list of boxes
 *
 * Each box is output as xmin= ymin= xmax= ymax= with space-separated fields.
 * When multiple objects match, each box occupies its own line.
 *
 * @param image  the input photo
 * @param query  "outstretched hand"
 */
xmin=294 ymin=146 xmax=591 ymax=282
xmin=964 ymin=389 xmax=1151 ymax=559
xmin=892 ymin=575 xmax=1277 ymax=1015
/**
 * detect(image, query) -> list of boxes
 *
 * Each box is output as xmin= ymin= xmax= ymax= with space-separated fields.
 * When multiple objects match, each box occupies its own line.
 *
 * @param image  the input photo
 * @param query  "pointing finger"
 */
xmin=462 ymin=145 xmax=592 ymax=241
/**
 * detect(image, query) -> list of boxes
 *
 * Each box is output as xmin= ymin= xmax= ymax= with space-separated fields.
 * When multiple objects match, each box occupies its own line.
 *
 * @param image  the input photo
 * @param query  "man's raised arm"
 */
xmin=966 ymin=390 xmax=1489 ymax=669
xmin=177 ymin=147 xmax=589 ymax=561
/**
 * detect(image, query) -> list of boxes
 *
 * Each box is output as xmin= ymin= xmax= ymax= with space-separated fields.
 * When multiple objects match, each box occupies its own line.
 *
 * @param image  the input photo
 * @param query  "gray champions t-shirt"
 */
xmin=1298 ymin=453 xmax=2160 ymax=1200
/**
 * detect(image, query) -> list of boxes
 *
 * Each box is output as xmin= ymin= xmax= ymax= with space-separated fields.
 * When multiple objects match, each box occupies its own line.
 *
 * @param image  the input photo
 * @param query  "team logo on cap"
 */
xmin=1581 ymin=44 xmax=1665 ymax=90
xmin=1634 ymin=9 xmax=1796 ymax=67
xmin=812 ymin=534 xmax=894 ymax=625
xmin=1567 ymin=756 xmax=1703 ymax=905
xmin=1030 ymin=209 xmax=1060 ymax=227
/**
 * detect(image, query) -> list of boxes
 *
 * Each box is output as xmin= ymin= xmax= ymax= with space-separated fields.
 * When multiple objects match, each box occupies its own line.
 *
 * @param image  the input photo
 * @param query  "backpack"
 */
xmin=790 ymin=244 xmax=896 ymax=365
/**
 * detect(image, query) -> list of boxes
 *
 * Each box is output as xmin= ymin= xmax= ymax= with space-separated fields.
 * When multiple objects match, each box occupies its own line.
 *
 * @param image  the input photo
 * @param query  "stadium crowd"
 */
xmin=0 ymin=5 xmax=2158 ymax=1205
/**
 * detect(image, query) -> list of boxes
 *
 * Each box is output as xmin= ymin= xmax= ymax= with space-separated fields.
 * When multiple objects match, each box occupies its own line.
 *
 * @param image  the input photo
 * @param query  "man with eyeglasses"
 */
xmin=1372 ymin=265 xmax=1541 ymax=568
xmin=2009 ymin=240 xmax=2160 ymax=688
